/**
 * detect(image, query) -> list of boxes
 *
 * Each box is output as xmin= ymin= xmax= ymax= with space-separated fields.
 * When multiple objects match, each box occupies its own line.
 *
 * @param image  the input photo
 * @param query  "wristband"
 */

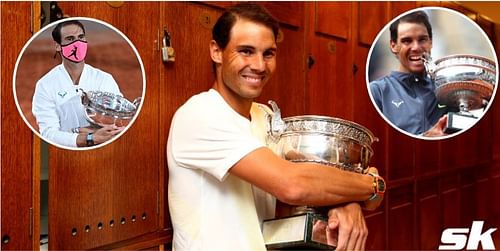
xmin=367 ymin=172 xmax=386 ymax=201
xmin=86 ymin=133 xmax=94 ymax=147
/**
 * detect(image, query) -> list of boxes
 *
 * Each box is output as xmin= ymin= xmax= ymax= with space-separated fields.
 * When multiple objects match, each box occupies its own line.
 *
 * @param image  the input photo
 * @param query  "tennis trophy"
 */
xmin=80 ymin=89 xmax=141 ymax=127
xmin=261 ymin=101 xmax=378 ymax=249
xmin=423 ymin=53 xmax=497 ymax=133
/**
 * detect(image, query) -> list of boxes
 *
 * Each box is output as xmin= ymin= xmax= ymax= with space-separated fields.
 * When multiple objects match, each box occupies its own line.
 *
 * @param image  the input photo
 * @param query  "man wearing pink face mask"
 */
xmin=32 ymin=20 xmax=123 ymax=148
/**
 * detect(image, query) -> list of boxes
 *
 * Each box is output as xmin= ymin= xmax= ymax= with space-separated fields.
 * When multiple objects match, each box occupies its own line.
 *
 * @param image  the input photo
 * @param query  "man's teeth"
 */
xmin=410 ymin=56 xmax=422 ymax=61
xmin=244 ymin=76 xmax=261 ymax=82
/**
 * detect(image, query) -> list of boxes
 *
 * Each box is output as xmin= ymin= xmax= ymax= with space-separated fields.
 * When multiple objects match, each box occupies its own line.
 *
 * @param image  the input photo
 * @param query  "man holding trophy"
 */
xmin=32 ymin=20 xmax=124 ymax=148
xmin=369 ymin=11 xmax=452 ymax=137
xmin=369 ymin=10 xmax=496 ymax=137
xmin=167 ymin=3 xmax=385 ymax=251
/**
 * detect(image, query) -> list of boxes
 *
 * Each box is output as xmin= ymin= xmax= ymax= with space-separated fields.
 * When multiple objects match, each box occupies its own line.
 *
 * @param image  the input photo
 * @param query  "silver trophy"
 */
xmin=80 ymin=89 xmax=141 ymax=127
xmin=261 ymin=101 xmax=377 ymax=249
xmin=423 ymin=54 xmax=497 ymax=133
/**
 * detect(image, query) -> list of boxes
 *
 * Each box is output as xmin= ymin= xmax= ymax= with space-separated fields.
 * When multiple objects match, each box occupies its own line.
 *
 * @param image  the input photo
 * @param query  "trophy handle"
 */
xmin=132 ymin=97 xmax=142 ymax=109
xmin=267 ymin=100 xmax=285 ymax=138
xmin=422 ymin=52 xmax=437 ymax=79
xmin=79 ymin=88 xmax=91 ymax=106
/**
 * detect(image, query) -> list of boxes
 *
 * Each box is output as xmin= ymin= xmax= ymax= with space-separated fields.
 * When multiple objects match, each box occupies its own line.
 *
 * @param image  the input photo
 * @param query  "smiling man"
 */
xmin=167 ymin=3 xmax=386 ymax=251
xmin=369 ymin=11 xmax=452 ymax=137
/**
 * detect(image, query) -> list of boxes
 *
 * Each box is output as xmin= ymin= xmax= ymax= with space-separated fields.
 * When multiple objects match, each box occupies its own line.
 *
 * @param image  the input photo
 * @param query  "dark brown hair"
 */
xmin=52 ymin=20 xmax=86 ymax=44
xmin=390 ymin=11 xmax=432 ymax=42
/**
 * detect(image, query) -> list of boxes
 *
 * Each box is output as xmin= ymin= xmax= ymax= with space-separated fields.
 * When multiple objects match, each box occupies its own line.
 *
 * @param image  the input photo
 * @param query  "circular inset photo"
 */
xmin=367 ymin=7 xmax=498 ymax=140
xmin=14 ymin=17 xmax=145 ymax=150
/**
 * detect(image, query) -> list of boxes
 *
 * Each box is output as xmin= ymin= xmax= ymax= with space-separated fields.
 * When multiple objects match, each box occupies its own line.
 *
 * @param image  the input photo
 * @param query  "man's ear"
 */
xmin=55 ymin=42 xmax=61 ymax=52
xmin=210 ymin=40 xmax=222 ymax=64
xmin=390 ymin=40 xmax=399 ymax=55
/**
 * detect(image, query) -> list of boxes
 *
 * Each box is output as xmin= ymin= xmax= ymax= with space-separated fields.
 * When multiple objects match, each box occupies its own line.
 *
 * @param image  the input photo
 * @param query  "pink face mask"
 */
xmin=60 ymin=40 xmax=87 ymax=63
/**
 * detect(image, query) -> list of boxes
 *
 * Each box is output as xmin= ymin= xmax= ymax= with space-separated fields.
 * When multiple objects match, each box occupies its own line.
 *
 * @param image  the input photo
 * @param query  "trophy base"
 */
xmin=262 ymin=212 xmax=335 ymax=250
xmin=445 ymin=111 xmax=478 ymax=134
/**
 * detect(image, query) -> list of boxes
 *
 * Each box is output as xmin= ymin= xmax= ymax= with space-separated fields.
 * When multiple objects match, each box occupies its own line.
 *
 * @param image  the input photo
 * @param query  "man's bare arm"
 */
xmin=230 ymin=147 xmax=375 ymax=207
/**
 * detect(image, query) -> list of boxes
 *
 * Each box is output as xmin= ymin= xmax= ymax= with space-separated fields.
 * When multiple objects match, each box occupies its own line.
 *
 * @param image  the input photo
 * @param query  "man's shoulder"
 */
xmin=175 ymin=90 xmax=217 ymax=116
xmin=370 ymin=74 xmax=395 ymax=87
xmin=37 ymin=64 xmax=63 ymax=84
xmin=83 ymin=64 xmax=113 ymax=78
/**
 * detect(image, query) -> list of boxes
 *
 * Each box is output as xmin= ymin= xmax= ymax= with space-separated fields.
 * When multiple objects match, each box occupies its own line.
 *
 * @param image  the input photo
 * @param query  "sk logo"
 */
xmin=391 ymin=99 xmax=404 ymax=108
xmin=58 ymin=91 xmax=67 ymax=98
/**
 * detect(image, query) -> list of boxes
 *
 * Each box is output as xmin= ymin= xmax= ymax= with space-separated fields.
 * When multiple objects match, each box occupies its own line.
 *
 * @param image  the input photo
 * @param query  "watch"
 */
xmin=86 ymin=132 xmax=94 ymax=147
xmin=367 ymin=172 xmax=386 ymax=201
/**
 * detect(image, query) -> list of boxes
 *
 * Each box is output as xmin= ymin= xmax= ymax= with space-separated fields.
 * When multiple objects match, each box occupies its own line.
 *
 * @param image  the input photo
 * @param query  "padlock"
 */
xmin=162 ymin=29 xmax=175 ymax=62
xmin=162 ymin=47 xmax=175 ymax=62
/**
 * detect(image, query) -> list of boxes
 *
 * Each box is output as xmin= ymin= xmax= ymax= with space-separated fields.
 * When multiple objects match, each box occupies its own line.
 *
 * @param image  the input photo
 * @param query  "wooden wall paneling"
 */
xmin=440 ymin=174 xmax=460 ymax=227
xmin=456 ymin=128 xmax=480 ymax=168
xmin=307 ymin=34 xmax=353 ymax=118
xmin=50 ymin=2 xmax=161 ymax=249
xmin=439 ymin=137 xmax=461 ymax=171
xmin=476 ymin=113 xmax=493 ymax=164
xmin=497 ymin=22 xmax=500 ymax=62
xmin=351 ymin=2 xmax=387 ymax=177
xmin=387 ymin=184 xmax=415 ymax=249
xmin=494 ymin=95 xmax=500 ymax=159
xmin=473 ymin=166 xmax=491 ymax=221
xmin=260 ymin=2 xmax=304 ymax=29
xmin=364 ymin=211 xmax=386 ymax=250
xmin=459 ymin=169 xmax=475 ymax=225
xmin=415 ymin=140 xmax=440 ymax=176
xmin=491 ymin=163 xmax=500 ymax=225
xmin=387 ymin=130 xmax=416 ymax=181
xmin=352 ymin=43 xmax=387 ymax=176
xmin=416 ymin=1 xmax=440 ymax=8
xmin=390 ymin=2 xmax=418 ymax=19
xmin=308 ymin=2 xmax=353 ymax=119
xmin=1 ymin=2 xmax=36 ymax=250
xmin=358 ymin=2 xmax=389 ymax=47
xmin=201 ymin=1 xmax=233 ymax=10
xmin=494 ymin=22 xmax=500 ymax=161
xmin=256 ymin=2 xmax=306 ymax=117
xmin=315 ymin=2 xmax=351 ymax=40
xmin=417 ymin=178 xmax=440 ymax=250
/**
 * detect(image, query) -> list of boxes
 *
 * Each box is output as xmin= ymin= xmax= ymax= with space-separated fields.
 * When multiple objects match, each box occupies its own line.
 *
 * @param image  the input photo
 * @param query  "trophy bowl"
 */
xmin=81 ymin=90 xmax=140 ymax=127
xmin=270 ymin=115 xmax=377 ymax=174
xmin=262 ymin=101 xmax=378 ymax=249
xmin=433 ymin=54 xmax=496 ymax=111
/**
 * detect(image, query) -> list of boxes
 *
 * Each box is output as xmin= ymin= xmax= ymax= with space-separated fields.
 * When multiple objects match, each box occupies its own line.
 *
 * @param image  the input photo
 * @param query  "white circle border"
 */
xmin=365 ymin=6 xmax=499 ymax=141
xmin=12 ymin=16 xmax=147 ymax=151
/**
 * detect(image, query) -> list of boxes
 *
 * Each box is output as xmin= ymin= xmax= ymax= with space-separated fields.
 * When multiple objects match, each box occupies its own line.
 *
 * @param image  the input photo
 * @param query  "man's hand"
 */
xmin=92 ymin=125 xmax=124 ymax=145
xmin=423 ymin=115 xmax=448 ymax=137
xmin=327 ymin=202 xmax=368 ymax=251
xmin=77 ymin=126 xmax=97 ymax=134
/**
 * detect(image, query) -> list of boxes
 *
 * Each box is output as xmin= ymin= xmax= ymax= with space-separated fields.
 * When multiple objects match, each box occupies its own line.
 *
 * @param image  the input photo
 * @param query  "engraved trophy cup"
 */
xmin=80 ymin=89 xmax=141 ymax=127
xmin=423 ymin=54 xmax=497 ymax=133
xmin=261 ymin=101 xmax=378 ymax=249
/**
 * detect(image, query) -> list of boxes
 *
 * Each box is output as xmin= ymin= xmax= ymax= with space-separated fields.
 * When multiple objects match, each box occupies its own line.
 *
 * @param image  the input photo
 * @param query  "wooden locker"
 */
xmin=1 ymin=2 xmax=37 ymax=250
xmin=47 ymin=2 xmax=163 ymax=249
